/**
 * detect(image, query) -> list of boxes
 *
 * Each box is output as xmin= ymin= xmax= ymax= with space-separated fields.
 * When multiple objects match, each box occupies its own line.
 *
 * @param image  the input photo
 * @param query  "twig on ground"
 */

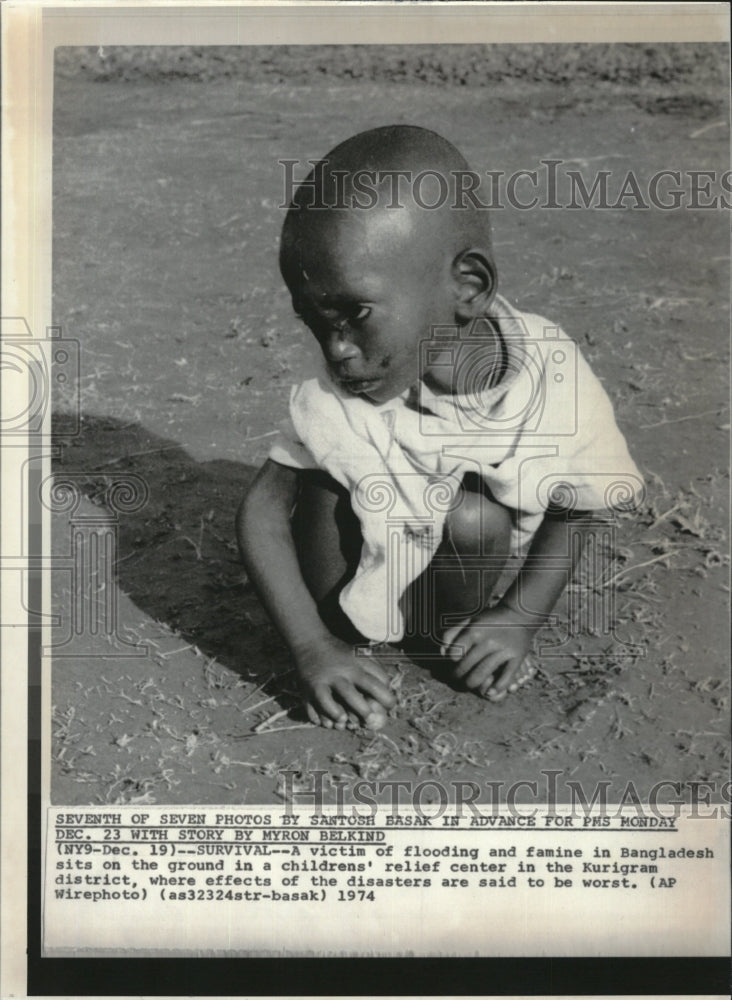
xmin=254 ymin=709 xmax=291 ymax=733
xmin=640 ymin=408 xmax=723 ymax=430
xmin=254 ymin=723 xmax=315 ymax=734
xmin=648 ymin=504 xmax=683 ymax=529
xmin=601 ymin=552 xmax=677 ymax=588
xmin=689 ymin=120 xmax=726 ymax=138
xmin=159 ymin=644 xmax=197 ymax=660
xmin=243 ymin=695 xmax=279 ymax=716
xmin=244 ymin=430 xmax=279 ymax=442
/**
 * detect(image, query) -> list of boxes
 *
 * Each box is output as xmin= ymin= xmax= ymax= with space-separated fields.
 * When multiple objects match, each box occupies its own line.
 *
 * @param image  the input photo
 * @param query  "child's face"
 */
xmin=284 ymin=210 xmax=457 ymax=403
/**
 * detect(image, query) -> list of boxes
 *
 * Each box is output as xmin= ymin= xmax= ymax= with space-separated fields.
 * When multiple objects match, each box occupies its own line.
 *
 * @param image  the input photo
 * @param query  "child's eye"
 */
xmin=349 ymin=305 xmax=371 ymax=325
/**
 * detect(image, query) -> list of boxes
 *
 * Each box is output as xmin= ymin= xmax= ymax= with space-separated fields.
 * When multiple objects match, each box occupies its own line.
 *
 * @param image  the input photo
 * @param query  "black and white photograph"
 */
xmin=50 ymin=40 xmax=729 ymax=808
xmin=1 ymin=0 xmax=730 ymax=985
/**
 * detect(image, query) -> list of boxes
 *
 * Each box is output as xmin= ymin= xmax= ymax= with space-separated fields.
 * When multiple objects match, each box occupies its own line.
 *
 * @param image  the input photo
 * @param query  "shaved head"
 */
xmin=280 ymin=125 xmax=493 ymax=288
xmin=279 ymin=125 xmax=499 ymax=402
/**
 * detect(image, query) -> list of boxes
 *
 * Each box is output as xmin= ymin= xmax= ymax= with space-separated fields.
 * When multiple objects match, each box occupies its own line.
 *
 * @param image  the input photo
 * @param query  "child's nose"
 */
xmin=324 ymin=326 xmax=360 ymax=363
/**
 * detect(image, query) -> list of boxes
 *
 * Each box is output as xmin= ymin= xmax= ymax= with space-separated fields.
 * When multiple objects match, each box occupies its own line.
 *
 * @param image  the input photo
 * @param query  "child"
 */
xmin=237 ymin=125 xmax=643 ymax=731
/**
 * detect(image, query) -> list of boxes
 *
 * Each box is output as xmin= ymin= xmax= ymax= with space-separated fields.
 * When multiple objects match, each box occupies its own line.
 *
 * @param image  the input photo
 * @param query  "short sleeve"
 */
xmin=267 ymin=415 xmax=319 ymax=470
xmin=487 ymin=328 xmax=644 ymax=518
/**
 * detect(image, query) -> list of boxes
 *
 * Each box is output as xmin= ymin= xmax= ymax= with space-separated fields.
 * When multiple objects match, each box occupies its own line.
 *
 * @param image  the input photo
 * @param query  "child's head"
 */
xmin=280 ymin=125 xmax=497 ymax=402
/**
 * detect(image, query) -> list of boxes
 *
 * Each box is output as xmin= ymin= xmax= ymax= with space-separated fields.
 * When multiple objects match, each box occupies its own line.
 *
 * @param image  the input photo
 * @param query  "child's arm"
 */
xmin=236 ymin=459 xmax=394 ymax=728
xmin=442 ymin=509 xmax=590 ymax=700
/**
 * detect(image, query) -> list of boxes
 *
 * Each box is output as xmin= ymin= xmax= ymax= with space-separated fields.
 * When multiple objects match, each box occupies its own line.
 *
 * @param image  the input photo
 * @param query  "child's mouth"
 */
xmin=338 ymin=376 xmax=382 ymax=395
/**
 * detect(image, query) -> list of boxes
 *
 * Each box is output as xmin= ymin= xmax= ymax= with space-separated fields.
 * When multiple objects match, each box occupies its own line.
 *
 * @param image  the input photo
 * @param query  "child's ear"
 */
xmin=451 ymin=248 xmax=497 ymax=321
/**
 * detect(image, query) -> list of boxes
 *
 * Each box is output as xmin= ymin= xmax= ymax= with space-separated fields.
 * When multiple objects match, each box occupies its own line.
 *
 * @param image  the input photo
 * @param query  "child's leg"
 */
xmin=294 ymin=470 xmax=508 ymax=638
xmin=436 ymin=473 xmax=513 ymax=632
xmin=291 ymin=471 xmax=390 ymax=728
xmin=405 ymin=472 xmax=536 ymax=695
xmin=291 ymin=470 xmax=364 ymax=644
xmin=404 ymin=473 xmax=509 ymax=639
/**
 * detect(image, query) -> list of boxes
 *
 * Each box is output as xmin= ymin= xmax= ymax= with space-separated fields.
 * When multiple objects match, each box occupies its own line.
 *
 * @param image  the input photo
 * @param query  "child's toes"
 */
xmin=306 ymin=704 xmax=321 ymax=726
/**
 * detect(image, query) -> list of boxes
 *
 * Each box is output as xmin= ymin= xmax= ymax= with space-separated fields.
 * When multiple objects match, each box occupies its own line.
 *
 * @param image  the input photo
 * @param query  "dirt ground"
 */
xmin=51 ymin=48 xmax=729 ymax=805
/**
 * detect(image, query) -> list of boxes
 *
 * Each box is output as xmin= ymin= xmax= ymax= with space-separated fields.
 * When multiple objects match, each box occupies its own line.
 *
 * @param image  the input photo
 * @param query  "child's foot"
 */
xmin=479 ymin=654 xmax=537 ymax=702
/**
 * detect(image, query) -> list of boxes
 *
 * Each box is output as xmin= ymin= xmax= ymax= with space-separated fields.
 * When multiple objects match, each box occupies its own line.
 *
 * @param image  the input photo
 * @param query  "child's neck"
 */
xmin=422 ymin=316 xmax=507 ymax=396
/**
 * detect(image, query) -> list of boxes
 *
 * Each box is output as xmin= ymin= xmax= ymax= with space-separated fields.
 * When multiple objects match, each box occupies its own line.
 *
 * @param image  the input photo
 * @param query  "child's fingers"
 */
xmin=445 ymin=630 xmax=477 ymax=662
xmin=362 ymin=697 xmax=388 ymax=731
xmin=488 ymin=656 xmax=524 ymax=697
xmin=453 ymin=639 xmax=506 ymax=677
xmin=334 ymin=684 xmax=389 ymax=730
xmin=306 ymin=701 xmax=335 ymax=728
xmin=312 ymin=685 xmax=349 ymax=725
xmin=440 ymin=619 xmax=471 ymax=655
xmin=355 ymin=672 xmax=395 ymax=709
xmin=505 ymin=658 xmax=536 ymax=694
xmin=331 ymin=680 xmax=375 ymax=723
xmin=463 ymin=649 xmax=510 ymax=689
xmin=360 ymin=658 xmax=392 ymax=686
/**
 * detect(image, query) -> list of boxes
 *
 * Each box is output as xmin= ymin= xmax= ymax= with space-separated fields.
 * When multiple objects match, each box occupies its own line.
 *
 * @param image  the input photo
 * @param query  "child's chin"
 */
xmin=363 ymin=385 xmax=388 ymax=402
xmin=362 ymin=380 xmax=404 ymax=403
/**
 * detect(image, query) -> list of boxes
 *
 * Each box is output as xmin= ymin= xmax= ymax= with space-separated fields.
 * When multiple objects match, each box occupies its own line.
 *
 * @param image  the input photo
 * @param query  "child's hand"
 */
xmin=441 ymin=605 xmax=537 ymax=702
xmin=295 ymin=636 xmax=395 ymax=730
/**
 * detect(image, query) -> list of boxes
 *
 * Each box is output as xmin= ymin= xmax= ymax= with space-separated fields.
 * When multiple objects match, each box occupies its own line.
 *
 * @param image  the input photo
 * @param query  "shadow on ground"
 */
xmin=52 ymin=412 xmax=289 ymax=681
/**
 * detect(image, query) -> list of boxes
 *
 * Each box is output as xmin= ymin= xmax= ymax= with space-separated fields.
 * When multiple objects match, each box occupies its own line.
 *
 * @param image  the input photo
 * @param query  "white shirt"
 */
xmin=269 ymin=296 xmax=644 ymax=642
